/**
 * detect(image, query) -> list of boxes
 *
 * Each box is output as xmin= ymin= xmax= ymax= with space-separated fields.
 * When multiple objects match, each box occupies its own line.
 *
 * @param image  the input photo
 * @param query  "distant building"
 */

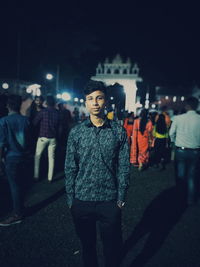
xmin=91 ymin=54 xmax=142 ymax=113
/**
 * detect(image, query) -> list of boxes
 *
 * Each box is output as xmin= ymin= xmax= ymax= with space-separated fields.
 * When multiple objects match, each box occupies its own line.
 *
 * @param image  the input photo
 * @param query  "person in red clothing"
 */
xmin=130 ymin=109 xmax=153 ymax=171
xmin=123 ymin=112 xmax=135 ymax=145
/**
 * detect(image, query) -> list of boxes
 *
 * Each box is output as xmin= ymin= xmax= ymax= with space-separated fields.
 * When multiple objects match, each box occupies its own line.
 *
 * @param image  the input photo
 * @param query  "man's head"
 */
xmin=7 ymin=94 xmax=22 ymax=112
xmin=34 ymin=96 xmax=44 ymax=107
xmin=185 ymin=96 xmax=199 ymax=111
xmin=84 ymin=80 xmax=107 ymax=116
xmin=46 ymin=95 xmax=55 ymax=107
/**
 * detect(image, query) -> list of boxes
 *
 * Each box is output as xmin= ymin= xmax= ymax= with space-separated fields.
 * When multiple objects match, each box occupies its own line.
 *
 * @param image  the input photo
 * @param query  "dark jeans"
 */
xmin=71 ymin=199 xmax=122 ymax=267
xmin=5 ymin=157 xmax=31 ymax=216
xmin=175 ymin=148 xmax=200 ymax=205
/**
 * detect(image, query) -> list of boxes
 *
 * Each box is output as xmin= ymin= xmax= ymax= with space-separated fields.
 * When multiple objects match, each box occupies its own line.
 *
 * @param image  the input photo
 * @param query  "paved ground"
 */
xmin=0 ymin=163 xmax=200 ymax=267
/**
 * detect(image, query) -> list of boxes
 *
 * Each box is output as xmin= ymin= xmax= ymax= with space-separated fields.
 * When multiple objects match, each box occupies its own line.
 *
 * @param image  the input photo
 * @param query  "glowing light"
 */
xmin=2 ymin=83 xmax=9 ymax=89
xmin=56 ymin=93 xmax=62 ymax=99
xmin=46 ymin=73 xmax=53 ymax=80
xmin=26 ymin=87 xmax=32 ymax=93
xmin=181 ymin=96 xmax=184 ymax=101
xmin=36 ymin=89 xmax=41 ymax=96
xmin=74 ymin=97 xmax=79 ymax=102
xmin=26 ymin=84 xmax=41 ymax=96
xmin=61 ymin=92 xmax=71 ymax=101
xmin=165 ymin=96 xmax=169 ymax=100
xmin=158 ymin=100 xmax=162 ymax=104
xmin=80 ymin=99 xmax=84 ymax=103
xmin=173 ymin=96 xmax=177 ymax=102
xmin=151 ymin=104 xmax=156 ymax=108
xmin=110 ymin=96 xmax=114 ymax=100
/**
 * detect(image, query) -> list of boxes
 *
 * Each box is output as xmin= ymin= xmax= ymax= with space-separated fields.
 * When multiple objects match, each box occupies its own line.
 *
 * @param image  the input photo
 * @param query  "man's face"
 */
xmin=35 ymin=98 xmax=42 ymax=106
xmin=85 ymin=90 xmax=106 ymax=116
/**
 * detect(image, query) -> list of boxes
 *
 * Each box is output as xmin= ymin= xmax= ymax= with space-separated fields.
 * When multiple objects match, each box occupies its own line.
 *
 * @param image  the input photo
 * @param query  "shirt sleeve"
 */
xmin=64 ymin=128 xmax=79 ymax=207
xmin=169 ymin=117 xmax=177 ymax=143
xmin=117 ymin=127 xmax=130 ymax=202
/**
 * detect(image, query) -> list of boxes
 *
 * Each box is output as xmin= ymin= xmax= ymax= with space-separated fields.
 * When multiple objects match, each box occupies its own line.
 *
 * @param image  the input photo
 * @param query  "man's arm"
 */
xmin=64 ymin=128 xmax=79 ymax=208
xmin=117 ymin=127 xmax=130 ymax=206
xmin=169 ymin=117 xmax=177 ymax=143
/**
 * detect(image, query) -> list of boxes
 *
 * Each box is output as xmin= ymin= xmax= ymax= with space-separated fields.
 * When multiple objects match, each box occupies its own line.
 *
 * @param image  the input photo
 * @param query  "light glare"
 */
xmin=61 ymin=92 xmax=71 ymax=101
xmin=2 ymin=83 xmax=9 ymax=89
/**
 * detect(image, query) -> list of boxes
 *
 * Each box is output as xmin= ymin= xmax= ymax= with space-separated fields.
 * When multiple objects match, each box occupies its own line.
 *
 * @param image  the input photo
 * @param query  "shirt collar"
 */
xmin=84 ymin=117 xmax=111 ymax=128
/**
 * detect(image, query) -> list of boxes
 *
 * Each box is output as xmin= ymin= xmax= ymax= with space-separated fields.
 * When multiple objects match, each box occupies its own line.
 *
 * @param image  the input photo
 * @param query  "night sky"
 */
xmin=1 ymin=2 xmax=200 ymax=95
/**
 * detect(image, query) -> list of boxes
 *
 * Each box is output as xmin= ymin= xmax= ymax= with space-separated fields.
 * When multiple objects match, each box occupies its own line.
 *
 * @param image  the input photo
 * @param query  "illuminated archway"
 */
xmin=91 ymin=54 xmax=142 ymax=113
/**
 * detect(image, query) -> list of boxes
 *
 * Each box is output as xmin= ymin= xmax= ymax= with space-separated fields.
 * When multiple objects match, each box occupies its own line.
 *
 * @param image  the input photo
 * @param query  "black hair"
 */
xmin=83 ymin=80 xmax=107 ymax=97
xmin=7 ymin=94 xmax=22 ymax=112
xmin=149 ymin=111 xmax=158 ymax=126
xmin=46 ymin=95 xmax=55 ymax=107
xmin=155 ymin=114 xmax=167 ymax=135
xmin=139 ymin=109 xmax=148 ymax=135
xmin=35 ymin=95 xmax=44 ymax=102
xmin=185 ymin=96 xmax=199 ymax=110
xmin=127 ymin=112 xmax=134 ymax=118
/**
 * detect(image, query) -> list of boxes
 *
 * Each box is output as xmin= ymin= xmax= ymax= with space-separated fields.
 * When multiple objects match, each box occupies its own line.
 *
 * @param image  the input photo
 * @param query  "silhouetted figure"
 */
xmin=0 ymin=95 xmax=31 ymax=226
xmin=153 ymin=113 xmax=168 ymax=170
xmin=170 ymin=96 xmax=200 ymax=206
xmin=33 ymin=95 xmax=60 ymax=182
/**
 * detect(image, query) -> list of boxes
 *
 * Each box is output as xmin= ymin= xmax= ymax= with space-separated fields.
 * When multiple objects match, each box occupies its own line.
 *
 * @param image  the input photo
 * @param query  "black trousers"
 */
xmin=154 ymin=138 xmax=167 ymax=166
xmin=71 ymin=199 xmax=122 ymax=267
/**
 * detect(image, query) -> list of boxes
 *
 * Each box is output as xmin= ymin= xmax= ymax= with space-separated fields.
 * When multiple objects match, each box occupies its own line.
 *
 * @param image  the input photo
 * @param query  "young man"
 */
xmin=169 ymin=96 xmax=200 ymax=206
xmin=0 ymin=94 xmax=31 ymax=226
xmin=65 ymin=80 xmax=130 ymax=267
xmin=33 ymin=95 xmax=60 ymax=182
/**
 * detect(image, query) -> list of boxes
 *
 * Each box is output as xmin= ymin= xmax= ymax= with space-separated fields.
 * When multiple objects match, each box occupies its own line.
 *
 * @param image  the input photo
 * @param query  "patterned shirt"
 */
xmin=65 ymin=118 xmax=130 ymax=207
xmin=33 ymin=107 xmax=60 ymax=138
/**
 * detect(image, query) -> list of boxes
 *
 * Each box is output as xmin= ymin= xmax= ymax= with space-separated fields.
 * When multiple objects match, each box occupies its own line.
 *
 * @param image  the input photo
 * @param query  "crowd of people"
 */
xmin=0 ymin=80 xmax=200 ymax=267
xmin=124 ymin=106 xmax=171 ymax=171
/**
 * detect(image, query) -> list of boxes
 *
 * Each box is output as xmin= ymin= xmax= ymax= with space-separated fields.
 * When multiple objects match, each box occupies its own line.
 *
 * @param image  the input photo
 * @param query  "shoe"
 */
xmin=0 ymin=214 xmax=23 ymax=227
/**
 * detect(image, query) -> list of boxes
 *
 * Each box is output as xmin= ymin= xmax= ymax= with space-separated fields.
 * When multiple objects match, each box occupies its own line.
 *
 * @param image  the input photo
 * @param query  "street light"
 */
xmin=56 ymin=93 xmax=62 ymax=99
xmin=2 ymin=83 xmax=9 ymax=89
xmin=46 ymin=73 xmax=53 ymax=80
xmin=61 ymin=92 xmax=71 ymax=101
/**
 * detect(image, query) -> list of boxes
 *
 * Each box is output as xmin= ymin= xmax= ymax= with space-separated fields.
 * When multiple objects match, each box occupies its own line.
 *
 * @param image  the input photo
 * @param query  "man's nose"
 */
xmin=92 ymin=99 xmax=98 ymax=105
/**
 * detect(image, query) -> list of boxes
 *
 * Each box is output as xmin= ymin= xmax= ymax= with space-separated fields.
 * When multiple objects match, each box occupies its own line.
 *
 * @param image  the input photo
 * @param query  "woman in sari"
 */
xmin=130 ymin=109 xmax=153 ymax=170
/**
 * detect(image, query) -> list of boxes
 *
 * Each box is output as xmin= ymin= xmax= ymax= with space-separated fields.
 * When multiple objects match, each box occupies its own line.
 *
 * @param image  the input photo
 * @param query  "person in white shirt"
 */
xmin=169 ymin=96 xmax=200 ymax=206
